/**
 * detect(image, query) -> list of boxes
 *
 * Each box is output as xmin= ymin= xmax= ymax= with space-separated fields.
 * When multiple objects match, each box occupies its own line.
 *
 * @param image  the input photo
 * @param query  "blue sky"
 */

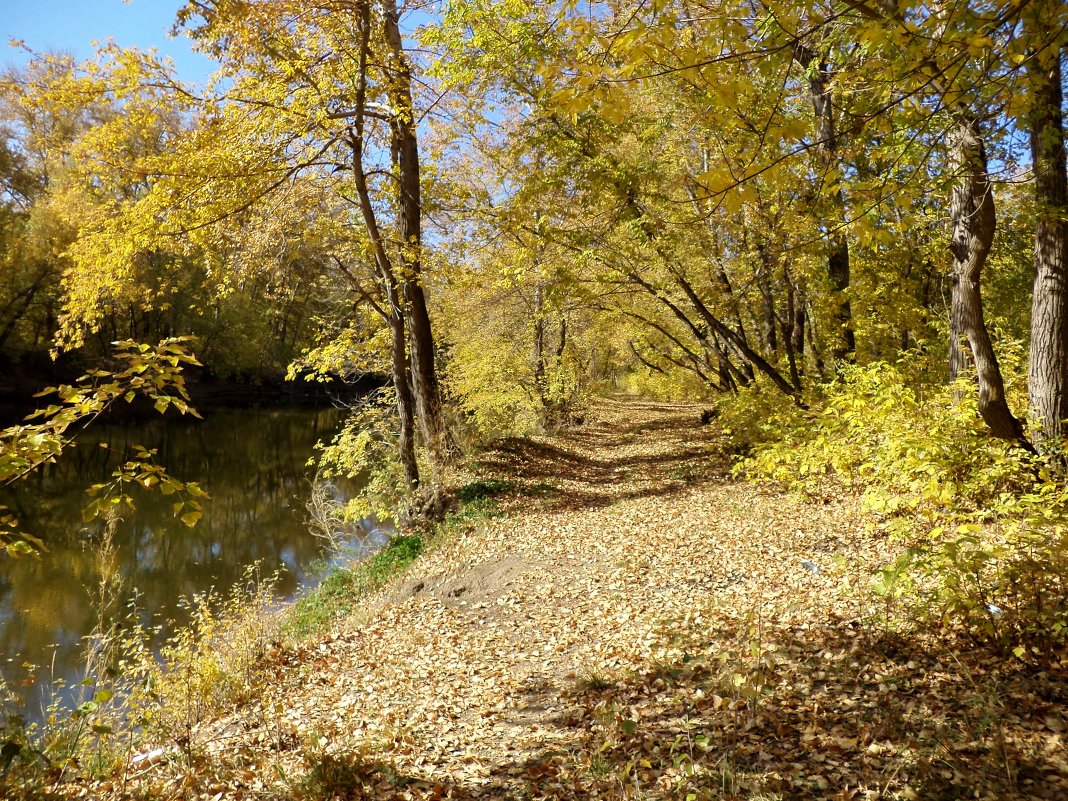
xmin=1 ymin=0 xmax=217 ymax=82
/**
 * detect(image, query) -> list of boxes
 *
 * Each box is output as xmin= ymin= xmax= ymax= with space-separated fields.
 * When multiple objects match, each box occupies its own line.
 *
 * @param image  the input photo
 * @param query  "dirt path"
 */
xmin=195 ymin=398 xmax=1066 ymax=800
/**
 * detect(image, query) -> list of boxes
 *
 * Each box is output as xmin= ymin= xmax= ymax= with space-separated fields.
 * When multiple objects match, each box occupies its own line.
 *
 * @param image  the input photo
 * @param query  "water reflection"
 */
xmin=0 ymin=407 xmax=372 ymax=716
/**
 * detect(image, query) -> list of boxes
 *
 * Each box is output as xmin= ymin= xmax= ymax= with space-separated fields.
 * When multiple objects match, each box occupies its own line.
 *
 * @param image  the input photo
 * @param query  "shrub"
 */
xmin=314 ymin=390 xmax=413 ymax=522
xmin=714 ymin=380 xmax=807 ymax=453
xmin=734 ymin=359 xmax=1067 ymax=650
xmin=0 ymin=566 xmax=282 ymax=796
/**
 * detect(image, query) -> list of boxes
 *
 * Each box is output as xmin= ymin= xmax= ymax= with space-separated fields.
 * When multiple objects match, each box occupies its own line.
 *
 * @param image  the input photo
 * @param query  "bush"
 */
xmin=714 ymin=380 xmax=808 ymax=453
xmin=734 ymin=359 xmax=1068 ymax=650
xmin=315 ymin=390 xmax=414 ymax=522
xmin=0 ymin=566 xmax=282 ymax=795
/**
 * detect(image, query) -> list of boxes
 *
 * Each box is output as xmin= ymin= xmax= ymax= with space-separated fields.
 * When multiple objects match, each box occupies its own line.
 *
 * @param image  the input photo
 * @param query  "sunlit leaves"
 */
xmin=0 ymin=337 xmax=205 ymax=556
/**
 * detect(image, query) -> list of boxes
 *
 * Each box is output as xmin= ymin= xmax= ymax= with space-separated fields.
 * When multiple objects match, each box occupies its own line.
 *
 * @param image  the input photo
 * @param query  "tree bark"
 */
xmin=782 ymin=270 xmax=803 ymax=393
xmin=1025 ymin=2 xmax=1068 ymax=449
xmin=349 ymin=0 xmax=418 ymax=487
xmin=756 ymin=245 xmax=779 ymax=357
xmin=388 ymin=301 xmax=420 ymax=488
xmin=795 ymin=45 xmax=855 ymax=361
xmin=532 ymin=281 xmax=554 ymax=421
xmin=381 ymin=0 xmax=447 ymax=466
xmin=947 ymin=119 xmax=1028 ymax=443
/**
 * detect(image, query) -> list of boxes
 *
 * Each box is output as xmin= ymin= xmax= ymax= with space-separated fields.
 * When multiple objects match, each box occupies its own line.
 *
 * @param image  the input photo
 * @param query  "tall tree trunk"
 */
xmin=796 ymin=45 xmax=855 ymax=361
xmin=1026 ymin=3 xmax=1068 ymax=449
xmin=532 ymin=281 xmax=552 ymax=419
xmin=756 ymin=245 xmax=779 ymax=357
xmin=791 ymin=275 xmax=807 ymax=362
xmin=782 ymin=271 xmax=803 ymax=393
xmin=348 ymin=144 xmax=419 ymax=487
xmin=350 ymin=0 xmax=419 ymax=487
xmin=947 ymin=119 xmax=1029 ymax=443
xmin=381 ymin=0 xmax=447 ymax=464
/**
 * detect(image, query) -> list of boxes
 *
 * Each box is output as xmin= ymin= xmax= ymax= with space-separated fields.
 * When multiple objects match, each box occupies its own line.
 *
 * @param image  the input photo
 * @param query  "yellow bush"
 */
xmin=734 ymin=358 xmax=1067 ymax=649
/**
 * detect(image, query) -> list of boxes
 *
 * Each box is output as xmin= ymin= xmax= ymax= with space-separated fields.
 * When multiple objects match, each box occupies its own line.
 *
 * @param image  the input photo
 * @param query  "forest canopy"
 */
xmin=0 ymin=0 xmax=1065 ymax=537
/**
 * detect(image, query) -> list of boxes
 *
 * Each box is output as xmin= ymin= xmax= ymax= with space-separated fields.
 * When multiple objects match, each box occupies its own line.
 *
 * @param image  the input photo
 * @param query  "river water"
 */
xmin=0 ymin=406 xmax=378 ymax=719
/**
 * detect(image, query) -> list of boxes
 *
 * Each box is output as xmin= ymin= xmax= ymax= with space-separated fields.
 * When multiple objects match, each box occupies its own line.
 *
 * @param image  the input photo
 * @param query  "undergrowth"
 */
xmin=726 ymin=359 xmax=1068 ymax=652
xmin=1 ymin=565 xmax=282 ymax=798
xmin=287 ymin=477 xmax=507 ymax=638
xmin=286 ymin=535 xmax=426 ymax=638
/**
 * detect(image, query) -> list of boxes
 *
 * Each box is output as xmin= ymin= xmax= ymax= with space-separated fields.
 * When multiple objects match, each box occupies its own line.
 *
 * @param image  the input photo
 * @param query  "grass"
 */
xmin=453 ymin=478 xmax=514 ymax=504
xmin=576 ymin=670 xmax=615 ymax=692
xmin=294 ymin=748 xmax=387 ymax=800
xmin=286 ymin=479 xmax=509 ymax=638
xmin=286 ymin=535 xmax=425 ymax=638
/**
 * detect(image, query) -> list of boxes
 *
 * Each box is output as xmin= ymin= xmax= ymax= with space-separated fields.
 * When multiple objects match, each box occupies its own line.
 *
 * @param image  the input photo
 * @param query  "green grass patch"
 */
xmin=454 ymin=478 xmax=514 ymax=504
xmin=444 ymin=494 xmax=499 ymax=526
xmin=521 ymin=481 xmax=558 ymax=495
xmin=294 ymin=749 xmax=389 ymax=800
xmin=286 ymin=535 xmax=424 ymax=638
xmin=287 ymin=480 xmax=508 ymax=639
xmin=437 ymin=479 xmax=512 ymax=531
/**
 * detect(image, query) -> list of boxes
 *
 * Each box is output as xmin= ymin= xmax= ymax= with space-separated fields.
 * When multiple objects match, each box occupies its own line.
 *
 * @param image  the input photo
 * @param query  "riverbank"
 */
xmin=17 ymin=397 xmax=1068 ymax=800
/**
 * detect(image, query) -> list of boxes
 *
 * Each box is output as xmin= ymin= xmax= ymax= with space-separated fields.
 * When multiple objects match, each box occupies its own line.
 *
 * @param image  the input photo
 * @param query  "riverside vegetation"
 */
xmin=1 ymin=0 xmax=1068 ymax=799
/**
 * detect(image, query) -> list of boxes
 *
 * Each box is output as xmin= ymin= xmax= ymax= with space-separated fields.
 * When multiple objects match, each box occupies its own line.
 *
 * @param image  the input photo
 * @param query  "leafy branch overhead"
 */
xmin=0 ymin=338 xmax=206 ymax=556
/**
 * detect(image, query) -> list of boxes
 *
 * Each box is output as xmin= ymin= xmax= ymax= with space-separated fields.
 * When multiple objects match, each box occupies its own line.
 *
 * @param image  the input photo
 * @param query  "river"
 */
xmin=0 ymin=406 xmax=380 ymax=720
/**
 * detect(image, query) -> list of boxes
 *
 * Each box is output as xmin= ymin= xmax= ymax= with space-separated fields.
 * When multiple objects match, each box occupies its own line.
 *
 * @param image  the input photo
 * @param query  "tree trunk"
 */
xmin=389 ymin=301 xmax=420 ymax=488
xmin=796 ymin=45 xmax=855 ymax=361
xmin=348 ymin=0 xmax=420 ymax=487
xmin=381 ymin=0 xmax=447 ymax=464
xmin=756 ymin=246 xmax=779 ymax=357
xmin=532 ymin=281 xmax=552 ymax=419
xmin=947 ymin=119 xmax=1029 ymax=443
xmin=782 ymin=271 xmax=803 ymax=393
xmin=1026 ymin=3 xmax=1068 ymax=449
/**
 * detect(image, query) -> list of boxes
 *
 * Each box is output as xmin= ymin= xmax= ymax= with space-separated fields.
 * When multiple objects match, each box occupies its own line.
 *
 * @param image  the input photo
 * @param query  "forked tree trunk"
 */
xmin=1025 ymin=1 xmax=1068 ymax=449
xmin=947 ymin=119 xmax=1028 ymax=443
xmin=350 ymin=0 xmax=419 ymax=487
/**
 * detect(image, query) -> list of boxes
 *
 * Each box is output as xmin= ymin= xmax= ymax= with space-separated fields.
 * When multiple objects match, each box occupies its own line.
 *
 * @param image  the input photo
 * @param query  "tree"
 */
xmin=173 ymin=0 xmax=447 ymax=486
xmin=1024 ymin=0 xmax=1068 ymax=449
xmin=5 ymin=2 xmax=453 ymax=496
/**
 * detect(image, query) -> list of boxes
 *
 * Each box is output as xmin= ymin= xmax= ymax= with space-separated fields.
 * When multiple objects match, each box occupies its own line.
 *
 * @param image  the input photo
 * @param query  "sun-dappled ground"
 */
xmin=92 ymin=397 xmax=1067 ymax=800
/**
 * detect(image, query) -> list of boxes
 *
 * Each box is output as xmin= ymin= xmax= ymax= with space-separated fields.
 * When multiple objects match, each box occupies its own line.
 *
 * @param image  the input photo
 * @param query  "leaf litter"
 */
xmin=97 ymin=398 xmax=1068 ymax=800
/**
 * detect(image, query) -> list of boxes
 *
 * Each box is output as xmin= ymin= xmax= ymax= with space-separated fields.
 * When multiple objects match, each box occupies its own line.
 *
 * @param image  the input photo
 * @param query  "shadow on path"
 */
xmin=471 ymin=399 xmax=731 ymax=513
